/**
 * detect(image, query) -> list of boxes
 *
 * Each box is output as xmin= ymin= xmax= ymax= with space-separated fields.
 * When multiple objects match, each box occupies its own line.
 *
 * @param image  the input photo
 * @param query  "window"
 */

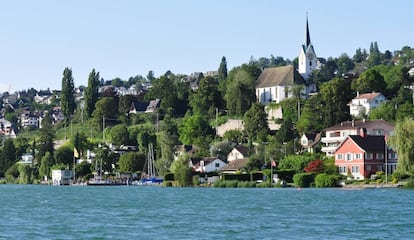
xmin=215 ymin=163 xmax=220 ymax=168
xmin=366 ymin=165 xmax=371 ymax=171
xmin=346 ymin=153 xmax=352 ymax=161
xmin=376 ymin=153 xmax=384 ymax=160
xmin=365 ymin=153 xmax=373 ymax=160
xmin=338 ymin=166 xmax=346 ymax=173
xmin=355 ymin=153 xmax=361 ymax=159
xmin=351 ymin=166 xmax=360 ymax=173
xmin=337 ymin=154 xmax=343 ymax=160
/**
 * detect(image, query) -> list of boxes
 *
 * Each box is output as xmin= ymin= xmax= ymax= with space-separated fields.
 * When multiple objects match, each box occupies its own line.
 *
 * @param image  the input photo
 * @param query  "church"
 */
xmin=255 ymin=15 xmax=320 ymax=105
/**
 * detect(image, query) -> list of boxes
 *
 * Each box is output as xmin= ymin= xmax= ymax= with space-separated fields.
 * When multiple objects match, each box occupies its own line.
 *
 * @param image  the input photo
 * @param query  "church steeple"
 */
xmin=305 ymin=13 xmax=311 ymax=48
xmin=298 ymin=13 xmax=318 ymax=80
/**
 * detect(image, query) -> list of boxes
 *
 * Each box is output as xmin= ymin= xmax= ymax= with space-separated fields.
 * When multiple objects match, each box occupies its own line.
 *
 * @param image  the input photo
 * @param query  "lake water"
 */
xmin=1 ymin=185 xmax=413 ymax=239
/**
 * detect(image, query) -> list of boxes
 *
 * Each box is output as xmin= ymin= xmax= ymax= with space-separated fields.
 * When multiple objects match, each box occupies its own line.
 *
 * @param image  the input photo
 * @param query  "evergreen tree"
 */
xmin=0 ymin=138 xmax=16 ymax=175
xmin=84 ymin=69 xmax=100 ymax=118
xmin=243 ymin=102 xmax=269 ymax=145
xmin=60 ymin=67 xmax=76 ymax=119
xmin=218 ymin=56 xmax=228 ymax=81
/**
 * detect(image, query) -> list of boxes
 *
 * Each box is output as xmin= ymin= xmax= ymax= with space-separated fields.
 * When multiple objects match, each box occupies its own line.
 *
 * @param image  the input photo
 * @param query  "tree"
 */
xmin=0 ymin=138 xmax=16 ymax=175
xmin=368 ymin=102 xmax=396 ymax=122
xmin=39 ymin=152 xmax=54 ymax=180
xmin=336 ymin=53 xmax=354 ymax=76
xmin=243 ymin=102 xmax=269 ymax=144
xmin=304 ymin=159 xmax=324 ymax=173
xmin=389 ymin=118 xmax=414 ymax=175
xmin=54 ymin=145 xmax=74 ymax=167
xmin=170 ymin=154 xmax=193 ymax=187
xmin=92 ymin=97 xmax=119 ymax=130
xmin=296 ymin=94 xmax=325 ymax=133
xmin=351 ymin=69 xmax=386 ymax=94
xmin=225 ymin=67 xmax=257 ymax=116
xmin=189 ymin=76 xmax=221 ymax=117
xmin=178 ymin=113 xmax=214 ymax=149
xmin=118 ymin=152 xmax=145 ymax=172
xmin=218 ymin=56 xmax=228 ymax=81
xmin=75 ymin=161 xmax=92 ymax=180
xmin=71 ymin=132 xmax=89 ymax=158
xmin=37 ymin=114 xmax=55 ymax=161
xmin=60 ymin=67 xmax=76 ymax=118
xmin=144 ymin=74 xmax=178 ymax=115
xmin=84 ymin=69 xmax=100 ymax=117
xmin=110 ymin=124 xmax=130 ymax=146
xmin=367 ymin=41 xmax=381 ymax=67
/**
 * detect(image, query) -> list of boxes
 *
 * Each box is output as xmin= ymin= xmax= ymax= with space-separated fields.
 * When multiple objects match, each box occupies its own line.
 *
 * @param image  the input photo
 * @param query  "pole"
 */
xmin=215 ymin=108 xmax=218 ymax=136
xmin=385 ymin=137 xmax=387 ymax=184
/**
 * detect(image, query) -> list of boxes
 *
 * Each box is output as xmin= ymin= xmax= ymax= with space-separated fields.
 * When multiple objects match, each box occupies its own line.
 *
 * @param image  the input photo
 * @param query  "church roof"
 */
xmin=256 ymin=65 xmax=305 ymax=88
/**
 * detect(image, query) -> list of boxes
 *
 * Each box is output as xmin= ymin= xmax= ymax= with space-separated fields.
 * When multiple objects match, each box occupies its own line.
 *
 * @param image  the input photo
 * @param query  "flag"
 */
xmin=271 ymin=159 xmax=277 ymax=168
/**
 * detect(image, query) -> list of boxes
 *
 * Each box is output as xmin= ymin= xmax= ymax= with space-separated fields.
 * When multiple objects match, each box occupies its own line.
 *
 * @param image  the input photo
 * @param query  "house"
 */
xmin=52 ymin=169 xmax=73 ymax=185
xmin=348 ymin=92 xmax=387 ymax=117
xmin=300 ymin=133 xmax=321 ymax=153
xmin=219 ymin=158 xmax=250 ymax=174
xmin=191 ymin=157 xmax=227 ymax=173
xmin=0 ymin=118 xmax=16 ymax=138
xmin=227 ymin=145 xmax=250 ymax=162
xmin=129 ymin=101 xmax=149 ymax=114
xmin=334 ymin=128 xmax=397 ymax=180
xmin=321 ymin=119 xmax=394 ymax=156
xmin=19 ymin=109 xmax=39 ymax=129
xmin=174 ymin=145 xmax=196 ymax=160
xmin=255 ymin=65 xmax=307 ymax=105
xmin=145 ymin=99 xmax=160 ymax=113
xmin=19 ymin=153 xmax=34 ymax=165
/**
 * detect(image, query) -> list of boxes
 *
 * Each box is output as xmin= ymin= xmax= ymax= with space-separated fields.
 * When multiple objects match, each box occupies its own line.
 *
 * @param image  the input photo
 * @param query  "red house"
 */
xmin=335 ymin=128 xmax=396 ymax=180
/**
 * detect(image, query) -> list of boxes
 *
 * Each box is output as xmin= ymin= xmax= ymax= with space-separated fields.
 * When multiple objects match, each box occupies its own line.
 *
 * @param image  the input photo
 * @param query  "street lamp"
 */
xmin=283 ymin=142 xmax=287 ymax=158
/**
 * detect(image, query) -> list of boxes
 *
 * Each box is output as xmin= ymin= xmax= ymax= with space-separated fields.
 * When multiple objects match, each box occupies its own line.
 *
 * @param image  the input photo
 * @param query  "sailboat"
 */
xmin=136 ymin=143 xmax=163 ymax=185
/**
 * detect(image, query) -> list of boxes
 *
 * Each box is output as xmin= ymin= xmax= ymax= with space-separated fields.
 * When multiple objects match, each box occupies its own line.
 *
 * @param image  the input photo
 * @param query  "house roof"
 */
xmin=145 ymin=99 xmax=160 ymax=113
xmin=220 ymin=158 xmax=249 ymax=172
xmin=345 ymin=135 xmax=385 ymax=153
xmin=256 ymin=65 xmax=305 ymax=88
xmin=303 ymin=133 xmax=321 ymax=147
xmin=234 ymin=145 xmax=249 ymax=156
xmin=324 ymin=120 xmax=394 ymax=132
xmin=130 ymin=101 xmax=149 ymax=112
xmin=192 ymin=157 xmax=221 ymax=168
xmin=351 ymin=92 xmax=386 ymax=103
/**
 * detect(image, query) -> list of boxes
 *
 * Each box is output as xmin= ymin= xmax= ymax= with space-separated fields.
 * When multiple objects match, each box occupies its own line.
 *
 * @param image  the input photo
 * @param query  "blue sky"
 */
xmin=0 ymin=0 xmax=412 ymax=92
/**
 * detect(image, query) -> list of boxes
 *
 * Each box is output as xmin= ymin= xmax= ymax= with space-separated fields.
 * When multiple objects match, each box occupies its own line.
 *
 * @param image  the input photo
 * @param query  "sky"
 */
xmin=0 ymin=0 xmax=412 ymax=93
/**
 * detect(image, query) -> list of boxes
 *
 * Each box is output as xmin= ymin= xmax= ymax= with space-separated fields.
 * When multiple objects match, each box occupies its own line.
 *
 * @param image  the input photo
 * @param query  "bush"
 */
xmin=164 ymin=172 xmax=174 ymax=181
xmin=402 ymin=180 xmax=414 ymax=189
xmin=315 ymin=173 xmax=340 ymax=187
xmin=293 ymin=173 xmax=314 ymax=188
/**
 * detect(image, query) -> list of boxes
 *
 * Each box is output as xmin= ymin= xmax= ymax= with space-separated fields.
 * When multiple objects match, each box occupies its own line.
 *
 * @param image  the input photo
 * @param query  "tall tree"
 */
xmin=60 ymin=67 xmax=76 ymax=119
xmin=243 ymin=102 xmax=269 ymax=145
xmin=84 ymin=69 xmax=100 ymax=118
xmin=352 ymin=69 xmax=386 ymax=94
xmin=189 ymin=76 xmax=221 ymax=117
xmin=37 ymin=114 xmax=55 ymax=161
xmin=225 ymin=67 xmax=257 ymax=116
xmin=218 ymin=56 xmax=228 ymax=81
xmin=0 ymin=138 xmax=16 ymax=175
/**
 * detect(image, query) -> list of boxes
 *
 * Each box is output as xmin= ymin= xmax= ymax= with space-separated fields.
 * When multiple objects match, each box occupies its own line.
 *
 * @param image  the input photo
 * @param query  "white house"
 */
xmin=19 ymin=153 xmax=34 ymax=165
xmin=52 ymin=169 xmax=73 ymax=185
xmin=227 ymin=145 xmax=250 ymax=162
xmin=300 ymin=133 xmax=320 ymax=153
xmin=321 ymin=119 xmax=394 ymax=156
xmin=348 ymin=92 xmax=388 ymax=117
xmin=0 ymin=118 xmax=16 ymax=138
xmin=191 ymin=157 xmax=226 ymax=173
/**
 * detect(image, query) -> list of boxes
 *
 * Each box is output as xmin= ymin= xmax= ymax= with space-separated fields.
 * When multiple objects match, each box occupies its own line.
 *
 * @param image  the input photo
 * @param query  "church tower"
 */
xmin=298 ymin=15 xmax=318 ymax=80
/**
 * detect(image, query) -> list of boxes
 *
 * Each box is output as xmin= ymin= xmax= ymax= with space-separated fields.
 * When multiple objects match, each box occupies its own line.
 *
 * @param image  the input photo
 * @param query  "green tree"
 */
xmin=243 ymin=102 xmax=269 ymax=144
xmin=189 ymin=76 xmax=221 ymax=117
xmin=218 ymin=56 xmax=228 ymax=81
xmin=170 ymin=154 xmax=193 ymax=187
xmin=118 ymin=152 xmax=145 ymax=172
xmin=60 ymin=67 xmax=76 ymax=118
xmin=75 ymin=161 xmax=92 ymax=180
xmin=110 ymin=124 xmax=130 ymax=146
xmin=84 ymin=69 xmax=100 ymax=117
xmin=71 ymin=132 xmax=89 ymax=158
xmin=336 ymin=53 xmax=354 ymax=76
xmin=0 ymin=138 xmax=16 ymax=175
xmin=369 ymin=102 xmax=396 ymax=122
xmin=144 ymin=74 xmax=178 ymax=115
xmin=389 ymin=118 xmax=414 ymax=175
xmin=352 ymin=69 xmax=386 ymax=94
xmin=225 ymin=66 xmax=257 ymax=116
xmin=39 ymin=152 xmax=54 ymax=180
xmin=367 ymin=41 xmax=381 ymax=67
xmin=54 ymin=145 xmax=74 ymax=167
xmin=37 ymin=114 xmax=55 ymax=161
xmin=296 ymin=94 xmax=324 ymax=133
xmin=178 ymin=113 xmax=214 ymax=149
xmin=92 ymin=97 xmax=119 ymax=130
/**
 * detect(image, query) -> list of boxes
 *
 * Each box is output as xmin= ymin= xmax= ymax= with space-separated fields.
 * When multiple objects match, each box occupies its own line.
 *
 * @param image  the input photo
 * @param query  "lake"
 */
xmin=0 ymin=185 xmax=413 ymax=239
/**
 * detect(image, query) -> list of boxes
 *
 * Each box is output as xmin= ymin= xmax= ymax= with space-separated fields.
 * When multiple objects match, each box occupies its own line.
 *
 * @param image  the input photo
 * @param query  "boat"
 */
xmin=132 ymin=143 xmax=163 ymax=185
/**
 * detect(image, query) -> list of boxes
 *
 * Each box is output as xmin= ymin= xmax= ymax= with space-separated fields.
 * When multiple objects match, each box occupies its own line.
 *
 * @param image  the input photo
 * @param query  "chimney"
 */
xmin=359 ymin=128 xmax=367 ymax=138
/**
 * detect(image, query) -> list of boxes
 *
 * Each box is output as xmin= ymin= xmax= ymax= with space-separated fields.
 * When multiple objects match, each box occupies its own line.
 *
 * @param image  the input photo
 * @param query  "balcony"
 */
xmin=321 ymin=136 xmax=345 ymax=144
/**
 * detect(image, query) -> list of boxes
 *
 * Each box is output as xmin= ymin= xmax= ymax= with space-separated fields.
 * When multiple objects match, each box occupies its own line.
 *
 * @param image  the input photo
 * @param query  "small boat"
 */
xmin=133 ymin=143 xmax=163 ymax=185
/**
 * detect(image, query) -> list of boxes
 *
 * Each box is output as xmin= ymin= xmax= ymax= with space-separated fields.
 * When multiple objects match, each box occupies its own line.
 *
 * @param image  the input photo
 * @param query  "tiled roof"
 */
xmin=256 ymin=65 xmax=305 ymax=88
xmin=234 ymin=145 xmax=249 ymax=157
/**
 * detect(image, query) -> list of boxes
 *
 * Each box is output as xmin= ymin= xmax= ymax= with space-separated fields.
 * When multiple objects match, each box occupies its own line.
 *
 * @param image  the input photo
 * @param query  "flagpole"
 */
xmin=385 ymin=136 xmax=387 ymax=184
xmin=271 ymin=162 xmax=273 ymax=185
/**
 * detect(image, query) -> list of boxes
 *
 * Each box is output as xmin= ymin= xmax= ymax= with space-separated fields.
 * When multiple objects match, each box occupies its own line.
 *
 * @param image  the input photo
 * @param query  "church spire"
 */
xmin=305 ymin=13 xmax=311 ymax=48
